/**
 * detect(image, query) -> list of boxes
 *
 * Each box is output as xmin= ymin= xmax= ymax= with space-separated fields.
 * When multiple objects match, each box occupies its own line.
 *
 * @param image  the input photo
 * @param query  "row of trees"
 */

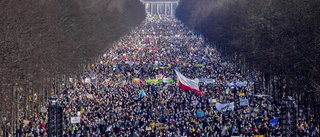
xmin=176 ymin=0 xmax=320 ymax=121
xmin=0 ymin=0 xmax=145 ymax=134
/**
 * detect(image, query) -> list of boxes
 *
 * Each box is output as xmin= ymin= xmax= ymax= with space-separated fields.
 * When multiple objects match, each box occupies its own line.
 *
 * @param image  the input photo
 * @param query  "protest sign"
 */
xmin=23 ymin=120 xmax=30 ymax=126
xmin=156 ymin=74 xmax=162 ymax=80
xmin=71 ymin=117 xmax=81 ymax=124
xmin=209 ymin=99 xmax=216 ymax=106
xmin=40 ymin=107 xmax=47 ymax=113
xmin=240 ymin=99 xmax=249 ymax=106
xmin=200 ymin=78 xmax=207 ymax=83
xmin=163 ymin=78 xmax=170 ymax=83
xmin=216 ymin=102 xmax=235 ymax=111
xmin=87 ymin=94 xmax=94 ymax=99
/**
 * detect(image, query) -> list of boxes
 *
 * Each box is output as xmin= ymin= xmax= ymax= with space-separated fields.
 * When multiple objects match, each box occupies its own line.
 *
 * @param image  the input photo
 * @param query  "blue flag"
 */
xmin=269 ymin=118 xmax=278 ymax=128
xmin=197 ymin=111 xmax=205 ymax=117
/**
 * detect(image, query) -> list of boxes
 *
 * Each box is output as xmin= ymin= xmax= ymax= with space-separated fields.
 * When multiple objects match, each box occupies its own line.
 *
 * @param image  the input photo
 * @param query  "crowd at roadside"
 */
xmin=12 ymin=15 xmax=319 ymax=137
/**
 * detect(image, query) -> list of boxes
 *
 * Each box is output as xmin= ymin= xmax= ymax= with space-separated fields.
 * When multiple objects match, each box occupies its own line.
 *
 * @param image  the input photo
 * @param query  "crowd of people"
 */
xmin=16 ymin=15 xmax=319 ymax=137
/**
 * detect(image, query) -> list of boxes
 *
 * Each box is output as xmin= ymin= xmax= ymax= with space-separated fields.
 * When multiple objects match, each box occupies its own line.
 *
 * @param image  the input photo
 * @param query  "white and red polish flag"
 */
xmin=175 ymin=70 xmax=202 ymax=96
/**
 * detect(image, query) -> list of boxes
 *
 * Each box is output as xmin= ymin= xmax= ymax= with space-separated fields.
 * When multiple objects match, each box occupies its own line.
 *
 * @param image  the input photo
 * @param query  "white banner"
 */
xmin=71 ymin=117 xmax=80 ymax=124
xmin=205 ymin=79 xmax=215 ymax=83
xmin=84 ymin=78 xmax=90 ymax=84
xmin=163 ymin=77 xmax=170 ymax=83
xmin=216 ymin=102 xmax=235 ymax=111
xmin=240 ymin=99 xmax=249 ymax=106
xmin=226 ymin=81 xmax=247 ymax=87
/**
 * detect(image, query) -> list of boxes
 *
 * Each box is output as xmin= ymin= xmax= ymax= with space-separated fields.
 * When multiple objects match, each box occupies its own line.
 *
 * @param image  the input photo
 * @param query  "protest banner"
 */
xmin=200 ymin=78 xmax=207 ymax=83
xmin=216 ymin=102 xmax=235 ymax=111
xmin=71 ymin=117 xmax=81 ymax=124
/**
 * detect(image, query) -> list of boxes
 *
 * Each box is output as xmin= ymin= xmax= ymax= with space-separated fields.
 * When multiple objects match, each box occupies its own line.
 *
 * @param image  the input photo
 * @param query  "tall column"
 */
xmin=156 ymin=3 xmax=159 ymax=14
xmin=151 ymin=3 xmax=153 ymax=15
xmin=170 ymin=3 xmax=173 ymax=16
xmin=145 ymin=3 xmax=148 ymax=15
xmin=164 ymin=3 xmax=167 ymax=15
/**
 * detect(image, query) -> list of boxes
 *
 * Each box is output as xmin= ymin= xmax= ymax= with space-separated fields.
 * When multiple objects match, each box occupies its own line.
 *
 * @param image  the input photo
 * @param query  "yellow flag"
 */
xmin=133 ymin=78 xmax=140 ymax=83
xmin=240 ymin=92 xmax=245 ymax=96
xmin=33 ymin=93 xmax=38 ymax=101
xmin=150 ymin=122 xmax=155 ymax=129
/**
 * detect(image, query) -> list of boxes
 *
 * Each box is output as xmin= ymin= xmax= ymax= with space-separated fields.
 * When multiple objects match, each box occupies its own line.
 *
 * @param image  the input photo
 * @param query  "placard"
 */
xmin=156 ymin=75 xmax=162 ymax=80
xmin=84 ymin=78 xmax=90 ymax=83
xmin=87 ymin=94 xmax=94 ymax=99
xmin=206 ymin=79 xmax=215 ymax=83
xmin=146 ymin=127 xmax=151 ymax=131
xmin=163 ymin=78 xmax=170 ymax=83
xmin=240 ymin=99 xmax=249 ymax=106
xmin=91 ymin=79 xmax=96 ymax=84
xmin=208 ymin=99 xmax=216 ymax=106
xmin=40 ymin=107 xmax=47 ymax=113
xmin=23 ymin=120 xmax=30 ymax=125
xmin=71 ymin=117 xmax=80 ymax=124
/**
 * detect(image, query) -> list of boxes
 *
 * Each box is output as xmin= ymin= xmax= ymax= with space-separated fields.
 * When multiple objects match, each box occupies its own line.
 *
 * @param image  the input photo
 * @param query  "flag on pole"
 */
xmin=175 ymin=70 xmax=202 ymax=96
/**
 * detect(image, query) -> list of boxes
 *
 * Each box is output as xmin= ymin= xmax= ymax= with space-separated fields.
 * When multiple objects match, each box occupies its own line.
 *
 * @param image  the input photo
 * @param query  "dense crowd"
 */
xmin=15 ymin=16 xmax=319 ymax=137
